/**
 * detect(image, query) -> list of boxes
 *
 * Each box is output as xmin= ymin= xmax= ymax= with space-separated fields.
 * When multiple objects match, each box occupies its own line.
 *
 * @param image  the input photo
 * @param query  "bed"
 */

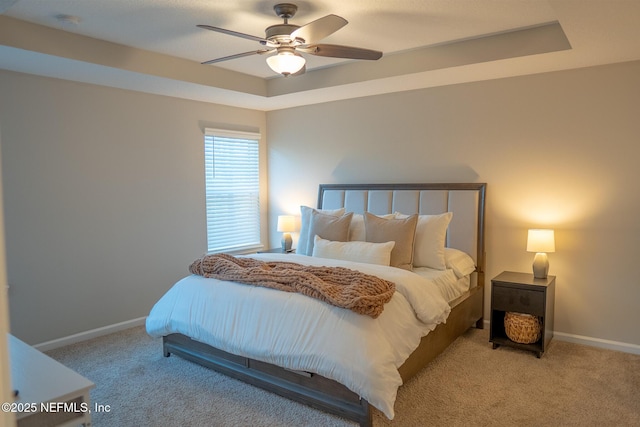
xmin=146 ymin=182 xmax=486 ymax=426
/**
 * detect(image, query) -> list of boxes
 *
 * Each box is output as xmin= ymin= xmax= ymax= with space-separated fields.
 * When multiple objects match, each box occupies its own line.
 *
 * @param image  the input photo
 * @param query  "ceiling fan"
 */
xmin=197 ymin=3 xmax=383 ymax=77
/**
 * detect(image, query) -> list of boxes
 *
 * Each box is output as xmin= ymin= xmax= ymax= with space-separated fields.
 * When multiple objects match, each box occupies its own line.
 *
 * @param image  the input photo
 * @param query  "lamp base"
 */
xmin=532 ymin=252 xmax=549 ymax=279
xmin=281 ymin=233 xmax=292 ymax=252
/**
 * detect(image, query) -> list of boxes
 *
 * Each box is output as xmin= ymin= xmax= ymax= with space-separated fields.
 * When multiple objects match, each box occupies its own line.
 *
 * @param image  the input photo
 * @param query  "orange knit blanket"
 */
xmin=189 ymin=253 xmax=396 ymax=318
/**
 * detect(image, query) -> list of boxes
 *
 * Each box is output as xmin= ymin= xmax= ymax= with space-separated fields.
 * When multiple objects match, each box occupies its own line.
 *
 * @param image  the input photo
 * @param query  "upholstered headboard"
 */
xmin=317 ymin=183 xmax=486 ymax=284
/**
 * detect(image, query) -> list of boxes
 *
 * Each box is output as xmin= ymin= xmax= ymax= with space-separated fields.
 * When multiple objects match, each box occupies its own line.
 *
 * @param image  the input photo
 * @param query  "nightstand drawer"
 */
xmin=492 ymin=286 xmax=544 ymax=316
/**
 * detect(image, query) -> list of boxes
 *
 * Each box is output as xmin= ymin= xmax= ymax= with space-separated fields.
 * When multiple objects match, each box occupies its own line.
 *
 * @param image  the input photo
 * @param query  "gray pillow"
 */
xmin=305 ymin=211 xmax=353 ymax=256
xmin=364 ymin=212 xmax=418 ymax=270
xmin=298 ymin=206 xmax=345 ymax=255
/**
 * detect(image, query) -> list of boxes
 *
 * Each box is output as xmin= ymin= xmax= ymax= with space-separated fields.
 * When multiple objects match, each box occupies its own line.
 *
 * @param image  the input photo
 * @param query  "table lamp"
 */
xmin=277 ymin=215 xmax=295 ymax=252
xmin=526 ymin=229 xmax=555 ymax=279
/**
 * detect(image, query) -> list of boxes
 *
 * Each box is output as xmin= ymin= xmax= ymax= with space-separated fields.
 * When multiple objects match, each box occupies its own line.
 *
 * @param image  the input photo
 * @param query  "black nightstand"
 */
xmin=257 ymin=248 xmax=295 ymax=254
xmin=490 ymin=271 xmax=555 ymax=358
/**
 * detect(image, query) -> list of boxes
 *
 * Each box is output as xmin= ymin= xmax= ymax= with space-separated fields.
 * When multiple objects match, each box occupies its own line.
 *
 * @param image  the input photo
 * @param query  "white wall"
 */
xmin=267 ymin=60 xmax=640 ymax=348
xmin=0 ymin=70 xmax=267 ymax=344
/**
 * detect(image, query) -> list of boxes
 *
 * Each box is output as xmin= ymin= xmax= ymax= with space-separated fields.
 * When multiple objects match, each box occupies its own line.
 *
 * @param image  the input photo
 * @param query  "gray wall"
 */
xmin=0 ymin=70 xmax=267 ymax=344
xmin=267 ymin=60 xmax=640 ymax=348
xmin=2 ymin=59 xmax=639 ymax=350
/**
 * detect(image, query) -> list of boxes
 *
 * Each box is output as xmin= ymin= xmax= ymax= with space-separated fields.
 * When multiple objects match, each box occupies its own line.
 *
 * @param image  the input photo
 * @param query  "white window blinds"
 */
xmin=204 ymin=128 xmax=261 ymax=253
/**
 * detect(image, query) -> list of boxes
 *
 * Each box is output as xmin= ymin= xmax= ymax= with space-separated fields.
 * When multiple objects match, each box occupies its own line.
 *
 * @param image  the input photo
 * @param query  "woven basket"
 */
xmin=504 ymin=312 xmax=542 ymax=344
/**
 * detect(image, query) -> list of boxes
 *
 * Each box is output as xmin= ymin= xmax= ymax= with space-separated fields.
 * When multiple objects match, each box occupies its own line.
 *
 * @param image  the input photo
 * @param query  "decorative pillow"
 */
xmin=312 ymin=236 xmax=396 ymax=266
xmin=364 ymin=212 xmax=418 ymax=270
xmin=395 ymin=212 xmax=453 ymax=270
xmin=298 ymin=206 xmax=345 ymax=255
xmin=304 ymin=210 xmax=353 ymax=256
xmin=349 ymin=213 xmax=396 ymax=241
xmin=445 ymin=247 xmax=476 ymax=278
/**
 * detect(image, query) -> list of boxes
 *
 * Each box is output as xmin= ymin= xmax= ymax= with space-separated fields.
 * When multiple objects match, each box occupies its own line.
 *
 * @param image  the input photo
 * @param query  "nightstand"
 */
xmin=490 ymin=271 xmax=555 ymax=358
xmin=257 ymin=248 xmax=295 ymax=254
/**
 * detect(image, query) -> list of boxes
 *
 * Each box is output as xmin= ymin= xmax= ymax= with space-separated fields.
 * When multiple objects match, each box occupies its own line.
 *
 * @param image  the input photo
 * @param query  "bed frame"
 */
xmin=163 ymin=183 xmax=486 ymax=426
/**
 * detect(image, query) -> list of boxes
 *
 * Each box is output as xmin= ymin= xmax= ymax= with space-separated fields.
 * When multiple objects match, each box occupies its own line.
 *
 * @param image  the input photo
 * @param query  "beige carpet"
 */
xmin=46 ymin=326 xmax=640 ymax=426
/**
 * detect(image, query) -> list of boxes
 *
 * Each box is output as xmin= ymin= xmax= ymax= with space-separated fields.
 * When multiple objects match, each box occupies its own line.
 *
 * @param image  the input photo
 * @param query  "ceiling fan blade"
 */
xmin=201 ymin=50 xmax=272 ymax=65
xmin=300 ymin=44 xmax=383 ymax=60
xmin=197 ymin=24 xmax=267 ymax=44
xmin=290 ymin=14 xmax=347 ymax=44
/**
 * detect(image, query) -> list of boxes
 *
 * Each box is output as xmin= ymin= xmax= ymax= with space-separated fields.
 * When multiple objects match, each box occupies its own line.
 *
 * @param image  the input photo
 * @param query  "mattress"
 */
xmin=146 ymin=253 xmax=454 ymax=419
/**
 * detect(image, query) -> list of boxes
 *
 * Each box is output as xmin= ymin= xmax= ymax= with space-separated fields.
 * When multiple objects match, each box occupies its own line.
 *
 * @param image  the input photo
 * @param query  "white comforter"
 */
xmin=146 ymin=253 xmax=451 ymax=419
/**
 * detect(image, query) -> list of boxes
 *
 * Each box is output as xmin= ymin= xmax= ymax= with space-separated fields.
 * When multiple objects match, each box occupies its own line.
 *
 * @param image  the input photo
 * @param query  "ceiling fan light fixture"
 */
xmin=266 ymin=49 xmax=306 ymax=76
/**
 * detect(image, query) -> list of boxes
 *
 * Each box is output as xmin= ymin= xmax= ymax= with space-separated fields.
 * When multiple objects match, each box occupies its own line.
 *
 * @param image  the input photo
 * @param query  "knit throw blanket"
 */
xmin=189 ymin=253 xmax=396 ymax=318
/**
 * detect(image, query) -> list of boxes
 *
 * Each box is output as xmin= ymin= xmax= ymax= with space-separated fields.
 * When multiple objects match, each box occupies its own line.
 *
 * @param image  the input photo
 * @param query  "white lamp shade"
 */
xmin=266 ymin=52 xmax=306 ymax=76
xmin=277 ymin=215 xmax=296 ymax=233
xmin=527 ymin=229 xmax=555 ymax=253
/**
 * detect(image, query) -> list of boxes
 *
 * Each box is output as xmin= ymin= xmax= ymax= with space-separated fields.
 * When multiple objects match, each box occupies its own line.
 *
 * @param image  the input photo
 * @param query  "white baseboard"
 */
xmin=34 ymin=317 xmax=147 ymax=352
xmin=553 ymin=331 xmax=640 ymax=355
xmin=34 ymin=317 xmax=640 ymax=355
xmin=482 ymin=319 xmax=640 ymax=355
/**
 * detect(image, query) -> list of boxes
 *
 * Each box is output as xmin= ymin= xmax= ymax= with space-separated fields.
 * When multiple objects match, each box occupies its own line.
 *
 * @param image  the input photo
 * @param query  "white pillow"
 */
xmin=445 ymin=247 xmax=476 ymax=278
xmin=312 ymin=236 xmax=395 ymax=266
xmin=349 ymin=213 xmax=396 ymax=241
xmin=298 ymin=206 xmax=345 ymax=255
xmin=395 ymin=212 xmax=453 ymax=270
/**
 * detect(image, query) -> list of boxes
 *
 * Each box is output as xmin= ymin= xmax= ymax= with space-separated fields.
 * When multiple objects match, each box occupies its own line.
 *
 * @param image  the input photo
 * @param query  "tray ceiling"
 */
xmin=1 ymin=0 xmax=639 ymax=110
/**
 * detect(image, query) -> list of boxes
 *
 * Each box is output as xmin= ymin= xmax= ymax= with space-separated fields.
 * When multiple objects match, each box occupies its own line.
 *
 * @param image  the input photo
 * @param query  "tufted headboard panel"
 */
xmin=317 ymin=183 xmax=486 ymax=282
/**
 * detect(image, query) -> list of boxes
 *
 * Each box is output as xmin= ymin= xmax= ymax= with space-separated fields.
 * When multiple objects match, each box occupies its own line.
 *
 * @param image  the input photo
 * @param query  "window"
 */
xmin=204 ymin=128 xmax=261 ymax=253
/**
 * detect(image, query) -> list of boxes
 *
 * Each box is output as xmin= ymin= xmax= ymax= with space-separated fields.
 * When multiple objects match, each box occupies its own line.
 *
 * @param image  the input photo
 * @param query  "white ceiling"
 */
xmin=1 ymin=0 xmax=640 ymax=111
